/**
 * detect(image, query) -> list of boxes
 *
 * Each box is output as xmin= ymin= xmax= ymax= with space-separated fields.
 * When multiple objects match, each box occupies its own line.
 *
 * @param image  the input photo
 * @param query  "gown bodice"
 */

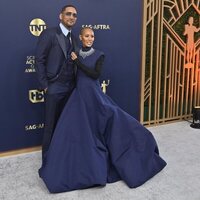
xmin=76 ymin=49 xmax=104 ymax=81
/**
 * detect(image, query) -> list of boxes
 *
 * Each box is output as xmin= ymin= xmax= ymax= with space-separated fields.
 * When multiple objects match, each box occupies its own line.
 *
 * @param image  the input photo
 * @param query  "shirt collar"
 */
xmin=59 ymin=23 xmax=71 ymax=37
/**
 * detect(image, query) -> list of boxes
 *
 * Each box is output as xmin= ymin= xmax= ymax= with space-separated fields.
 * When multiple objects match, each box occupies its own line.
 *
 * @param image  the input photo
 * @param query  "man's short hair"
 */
xmin=61 ymin=5 xmax=77 ymax=13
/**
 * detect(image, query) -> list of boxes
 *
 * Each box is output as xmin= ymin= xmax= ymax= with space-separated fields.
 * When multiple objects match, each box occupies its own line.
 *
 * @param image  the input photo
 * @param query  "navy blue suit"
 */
xmin=35 ymin=26 xmax=79 ymax=158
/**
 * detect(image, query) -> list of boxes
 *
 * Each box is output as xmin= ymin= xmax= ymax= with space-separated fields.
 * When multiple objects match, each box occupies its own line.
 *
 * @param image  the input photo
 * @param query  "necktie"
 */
xmin=67 ymin=32 xmax=71 ymax=43
xmin=66 ymin=32 xmax=72 ymax=54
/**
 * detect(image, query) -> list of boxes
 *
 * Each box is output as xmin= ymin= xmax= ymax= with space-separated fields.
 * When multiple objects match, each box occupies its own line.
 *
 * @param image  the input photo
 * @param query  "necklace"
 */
xmin=79 ymin=48 xmax=95 ymax=59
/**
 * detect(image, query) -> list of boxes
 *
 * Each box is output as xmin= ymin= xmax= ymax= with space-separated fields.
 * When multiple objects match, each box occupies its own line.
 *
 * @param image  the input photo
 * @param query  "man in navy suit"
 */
xmin=35 ymin=5 xmax=79 ymax=159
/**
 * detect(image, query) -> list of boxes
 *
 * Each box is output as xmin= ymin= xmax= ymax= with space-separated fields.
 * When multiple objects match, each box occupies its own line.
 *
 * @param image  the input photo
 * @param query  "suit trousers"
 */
xmin=42 ymin=90 xmax=73 ymax=159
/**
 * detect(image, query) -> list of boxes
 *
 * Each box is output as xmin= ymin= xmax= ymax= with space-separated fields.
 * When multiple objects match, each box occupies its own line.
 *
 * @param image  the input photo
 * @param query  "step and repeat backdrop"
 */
xmin=0 ymin=0 xmax=143 ymax=152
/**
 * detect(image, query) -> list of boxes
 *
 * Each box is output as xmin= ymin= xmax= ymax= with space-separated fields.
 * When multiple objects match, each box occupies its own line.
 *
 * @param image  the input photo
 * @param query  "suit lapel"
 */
xmin=71 ymin=33 xmax=79 ymax=75
xmin=56 ymin=27 xmax=67 ymax=59
xmin=56 ymin=26 xmax=79 ymax=59
xmin=71 ymin=33 xmax=79 ymax=54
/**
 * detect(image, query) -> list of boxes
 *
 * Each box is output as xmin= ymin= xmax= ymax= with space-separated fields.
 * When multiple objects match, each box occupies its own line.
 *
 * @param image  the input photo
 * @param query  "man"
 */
xmin=35 ymin=5 xmax=79 ymax=159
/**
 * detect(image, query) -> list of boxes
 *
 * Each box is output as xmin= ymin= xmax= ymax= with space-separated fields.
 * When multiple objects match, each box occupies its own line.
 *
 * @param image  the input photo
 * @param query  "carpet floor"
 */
xmin=0 ymin=121 xmax=200 ymax=200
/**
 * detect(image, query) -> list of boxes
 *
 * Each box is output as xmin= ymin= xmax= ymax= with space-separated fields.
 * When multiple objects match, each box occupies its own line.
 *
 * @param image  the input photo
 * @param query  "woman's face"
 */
xmin=80 ymin=28 xmax=95 ymax=47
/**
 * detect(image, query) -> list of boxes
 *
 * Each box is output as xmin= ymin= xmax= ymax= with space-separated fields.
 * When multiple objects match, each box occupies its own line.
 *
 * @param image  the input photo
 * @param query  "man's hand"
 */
xmin=44 ymin=88 xmax=48 ymax=93
xmin=71 ymin=52 xmax=78 ymax=60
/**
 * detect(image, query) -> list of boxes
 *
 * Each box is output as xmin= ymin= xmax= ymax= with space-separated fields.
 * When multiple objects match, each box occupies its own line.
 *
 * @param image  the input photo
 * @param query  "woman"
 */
xmin=39 ymin=27 xmax=166 ymax=193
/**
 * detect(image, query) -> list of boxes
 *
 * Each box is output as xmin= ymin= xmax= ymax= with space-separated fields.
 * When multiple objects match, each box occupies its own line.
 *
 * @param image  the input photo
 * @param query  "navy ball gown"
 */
xmin=39 ymin=48 xmax=166 ymax=193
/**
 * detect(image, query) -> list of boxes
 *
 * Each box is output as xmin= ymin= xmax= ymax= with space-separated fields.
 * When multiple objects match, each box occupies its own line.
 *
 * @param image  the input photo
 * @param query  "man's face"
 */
xmin=59 ymin=7 xmax=77 ymax=29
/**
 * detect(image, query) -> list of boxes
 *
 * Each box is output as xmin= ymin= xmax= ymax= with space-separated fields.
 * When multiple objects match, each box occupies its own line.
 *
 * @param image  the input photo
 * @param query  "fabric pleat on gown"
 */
xmin=39 ymin=50 xmax=166 ymax=193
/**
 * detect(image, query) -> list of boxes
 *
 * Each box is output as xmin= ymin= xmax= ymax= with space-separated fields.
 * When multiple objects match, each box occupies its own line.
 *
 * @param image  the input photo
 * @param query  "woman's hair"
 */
xmin=80 ymin=27 xmax=94 ymax=35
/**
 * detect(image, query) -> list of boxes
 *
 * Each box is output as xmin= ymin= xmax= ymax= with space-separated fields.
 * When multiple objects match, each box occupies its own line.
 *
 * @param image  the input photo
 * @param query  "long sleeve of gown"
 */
xmin=74 ymin=55 xmax=105 ymax=79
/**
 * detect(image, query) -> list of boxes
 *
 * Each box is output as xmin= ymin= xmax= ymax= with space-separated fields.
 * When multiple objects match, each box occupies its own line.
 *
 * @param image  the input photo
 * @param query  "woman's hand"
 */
xmin=71 ymin=52 xmax=78 ymax=60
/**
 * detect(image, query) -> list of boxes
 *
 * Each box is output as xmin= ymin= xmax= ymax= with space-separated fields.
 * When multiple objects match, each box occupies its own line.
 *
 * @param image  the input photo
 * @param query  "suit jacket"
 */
xmin=35 ymin=26 xmax=79 ymax=90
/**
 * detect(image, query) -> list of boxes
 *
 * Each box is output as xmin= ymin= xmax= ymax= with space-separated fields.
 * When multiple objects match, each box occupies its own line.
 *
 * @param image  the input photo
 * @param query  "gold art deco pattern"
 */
xmin=141 ymin=0 xmax=200 ymax=125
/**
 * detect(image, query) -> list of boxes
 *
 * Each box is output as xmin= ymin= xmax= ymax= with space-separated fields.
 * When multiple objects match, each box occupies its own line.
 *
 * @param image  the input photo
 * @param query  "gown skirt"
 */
xmin=39 ymin=55 xmax=166 ymax=193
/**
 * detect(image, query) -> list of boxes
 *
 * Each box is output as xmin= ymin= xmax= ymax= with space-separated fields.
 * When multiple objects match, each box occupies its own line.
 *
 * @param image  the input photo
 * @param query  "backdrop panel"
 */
xmin=0 ymin=0 xmax=143 ymax=152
